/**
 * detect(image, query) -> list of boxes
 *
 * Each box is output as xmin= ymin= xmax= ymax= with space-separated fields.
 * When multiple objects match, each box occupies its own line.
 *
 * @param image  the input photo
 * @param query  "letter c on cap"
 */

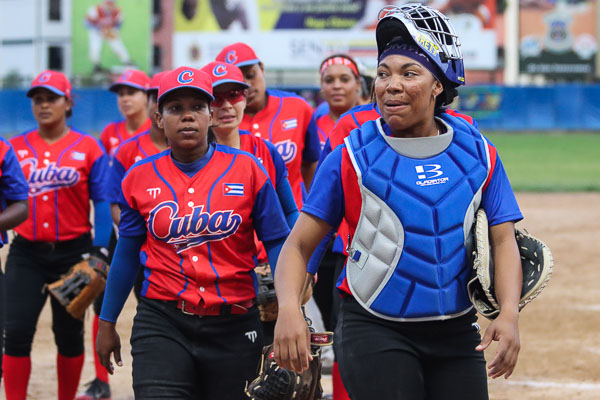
xmin=177 ymin=70 xmax=194 ymax=84
xmin=225 ymin=50 xmax=237 ymax=64
xmin=39 ymin=72 xmax=51 ymax=83
xmin=213 ymin=64 xmax=227 ymax=77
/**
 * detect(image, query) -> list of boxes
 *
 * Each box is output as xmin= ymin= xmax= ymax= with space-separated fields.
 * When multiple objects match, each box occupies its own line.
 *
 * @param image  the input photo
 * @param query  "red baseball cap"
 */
xmin=215 ymin=43 xmax=260 ymax=68
xmin=148 ymin=70 xmax=170 ymax=92
xmin=27 ymin=70 xmax=72 ymax=99
xmin=109 ymin=69 xmax=151 ymax=92
xmin=201 ymin=62 xmax=249 ymax=89
xmin=157 ymin=66 xmax=214 ymax=106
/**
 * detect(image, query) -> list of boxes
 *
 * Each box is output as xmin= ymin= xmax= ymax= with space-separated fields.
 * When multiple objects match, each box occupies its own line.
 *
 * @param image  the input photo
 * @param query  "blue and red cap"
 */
xmin=148 ymin=70 xmax=170 ymax=92
xmin=157 ymin=66 xmax=214 ymax=106
xmin=27 ymin=70 xmax=72 ymax=100
xmin=109 ymin=69 xmax=151 ymax=92
xmin=201 ymin=62 xmax=249 ymax=89
xmin=215 ymin=42 xmax=260 ymax=68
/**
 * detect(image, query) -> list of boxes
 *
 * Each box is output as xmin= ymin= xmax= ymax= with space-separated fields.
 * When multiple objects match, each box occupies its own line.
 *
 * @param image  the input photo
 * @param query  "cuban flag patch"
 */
xmin=281 ymin=118 xmax=298 ymax=131
xmin=223 ymin=183 xmax=244 ymax=196
xmin=70 ymin=151 xmax=86 ymax=161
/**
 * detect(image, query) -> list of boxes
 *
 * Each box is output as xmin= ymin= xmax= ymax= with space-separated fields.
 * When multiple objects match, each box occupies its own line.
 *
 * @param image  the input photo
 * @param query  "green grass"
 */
xmin=485 ymin=133 xmax=600 ymax=192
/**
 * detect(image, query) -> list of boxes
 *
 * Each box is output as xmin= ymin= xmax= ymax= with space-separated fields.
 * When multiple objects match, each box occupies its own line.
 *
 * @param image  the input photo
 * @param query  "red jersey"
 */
xmin=0 ymin=137 xmax=29 ymax=246
xmin=240 ymin=89 xmax=320 ymax=208
xmin=100 ymin=118 xmax=152 ymax=156
xmin=10 ymin=128 xmax=110 ymax=242
xmin=239 ymin=130 xmax=289 ymax=264
xmin=117 ymin=144 xmax=289 ymax=306
xmin=110 ymin=130 xmax=162 ymax=202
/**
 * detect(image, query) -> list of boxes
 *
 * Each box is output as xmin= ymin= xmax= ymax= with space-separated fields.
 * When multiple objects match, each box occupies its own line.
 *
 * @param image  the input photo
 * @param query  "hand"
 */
xmin=273 ymin=304 xmax=313 ymax=373
xmin=476 ymin=311 xmax=520 ymax=379
xmin=96 ymin=319 xmax=123 ymax=375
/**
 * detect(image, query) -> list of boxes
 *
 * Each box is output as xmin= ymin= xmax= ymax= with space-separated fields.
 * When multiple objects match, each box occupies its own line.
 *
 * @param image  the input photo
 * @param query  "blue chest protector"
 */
xmin=344 ymin=115 xmax=491 ymax=321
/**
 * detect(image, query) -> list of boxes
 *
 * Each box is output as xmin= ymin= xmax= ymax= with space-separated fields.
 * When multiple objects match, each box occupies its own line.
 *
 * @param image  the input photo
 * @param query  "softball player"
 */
xmin=215 ymin=42 xmax=321 ymax=208
xmin=0 ymin=138 xmax=29 ymax=384
xmin=313 ymin=54 xmax=362 ymax=151
xmin=201 ymin=61 xmax=298 ymax=254
xmin=3 ymin=71 xmax=112 ymax=400
xmin=96 ymin=67 xmax=290 ymax=399
xmin=77 ymin=71 xmax=170 ymax=400
xmin=274 ymin=5 xmax=523 ymax=400
xmin=100 ymin=69 xmax=151 ymax=156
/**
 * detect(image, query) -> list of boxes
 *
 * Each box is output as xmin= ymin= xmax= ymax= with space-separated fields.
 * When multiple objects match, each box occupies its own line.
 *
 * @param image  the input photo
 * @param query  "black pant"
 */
xmin=312 ymin=247 xmax=346 ymax=332
xmin=131 ymin=297 xmax=264 ymax=399
xmin=335 ymin=297 xmax=488 ymax=400
xmin=4 ymin=234 xmax=92 ymax=357
xmin=0 ymin=263 xmax=4 ymax=382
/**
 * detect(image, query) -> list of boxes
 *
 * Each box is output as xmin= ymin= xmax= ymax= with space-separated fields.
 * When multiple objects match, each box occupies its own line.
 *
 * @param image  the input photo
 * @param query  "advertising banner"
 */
xmin=173 ymin=0 xmax=497 ymax=71
xmin=72 ymin=0 xmax=151 ymax=76
xmin=519 ymin=0 xmax=597 ymax=78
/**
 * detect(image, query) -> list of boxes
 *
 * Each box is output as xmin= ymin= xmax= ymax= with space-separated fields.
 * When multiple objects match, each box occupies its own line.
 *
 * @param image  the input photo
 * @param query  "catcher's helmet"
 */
xmin=376 ymin=3 xmax=465 ymax=104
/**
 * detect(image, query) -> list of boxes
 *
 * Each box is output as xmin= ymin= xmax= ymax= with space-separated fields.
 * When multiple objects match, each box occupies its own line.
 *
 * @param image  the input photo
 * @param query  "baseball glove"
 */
xmin=467 ymin=209 xmax=554 ymax=320
xmin=255 ymin=265 xmax=314 ymax=322
xmin=245 ymin=331 xmax=334 ymax=400
xmin=46 ymin=250 xmax=110 ymax=320
xmin=255 ymin=264 xmax=278 ymax=322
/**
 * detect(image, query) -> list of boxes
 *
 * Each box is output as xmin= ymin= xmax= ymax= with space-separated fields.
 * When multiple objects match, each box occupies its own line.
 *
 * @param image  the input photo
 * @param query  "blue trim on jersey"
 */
xmin=152 ymin=159 xmax=177 ymax=200
xmin=205 ymin=154 xmax=238 ymax=303
xmin=176 ymin=256 xmax=189 ymax=297
xmin=55 ymin=133 xmax=85 ymax=241
xmin=268 ymin=96 xmax=283 ymax=143
xmin=22 ymin=134 xmax=39 ymax=240
xmin=140 ymin=251 xmax=150 ymax=297
xmin=171 ymin=144 xmax=215 ymax=177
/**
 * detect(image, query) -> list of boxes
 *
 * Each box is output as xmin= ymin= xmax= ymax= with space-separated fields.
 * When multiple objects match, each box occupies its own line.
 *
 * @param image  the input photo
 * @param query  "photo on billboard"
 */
xmin=173 ymin=0 xmax=497 ymax=71
xmin=519 ymin=0 xmax=597 ymax=79
xmin=72 ymin=0 xmax=151 ymax=77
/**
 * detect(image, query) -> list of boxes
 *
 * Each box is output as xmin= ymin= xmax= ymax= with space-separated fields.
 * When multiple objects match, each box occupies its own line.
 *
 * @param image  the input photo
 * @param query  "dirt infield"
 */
xmin=2 ymin=193 xmax=598 ymax=400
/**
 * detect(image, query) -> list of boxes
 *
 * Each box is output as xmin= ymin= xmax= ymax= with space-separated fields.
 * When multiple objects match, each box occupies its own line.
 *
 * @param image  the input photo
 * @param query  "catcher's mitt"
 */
xmin=467 ymin=209 xmax=554 ymax=320
xmin=245 ymin=331 xmax=334 ymax=400
xmin=46 ymin=252 xmax=109 ymax=320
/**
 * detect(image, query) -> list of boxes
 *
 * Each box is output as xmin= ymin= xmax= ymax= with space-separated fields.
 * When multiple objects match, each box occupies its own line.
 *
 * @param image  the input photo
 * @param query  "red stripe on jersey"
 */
xmin=337 ymin=146 xmax=362 ymax=295
xmin=329 ymin=108 xmax=380 ymax=150
xmin=239 ymin=132 xmax=279 ymax=264
xmin=10 ymin=129 xmax=105 ymax=242
xmin=316 ymin=113 xmax=335 ymax=148
xmin=121 ymin=150 xmax=270 ymax=306
xmin=240 ymin=93 xmax=313 ymax=209
xmin=101 ymin=118 xmax=151 ymax=156
xmin=483 ymin=144 xmax=497 ymax=192
xmin=445 ymin=109 xmax=475 ymax=126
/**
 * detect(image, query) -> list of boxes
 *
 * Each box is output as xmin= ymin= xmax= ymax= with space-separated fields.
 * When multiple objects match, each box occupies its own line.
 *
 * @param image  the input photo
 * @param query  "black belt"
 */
xmin=14 ymin=233 xmax=92 ymax=253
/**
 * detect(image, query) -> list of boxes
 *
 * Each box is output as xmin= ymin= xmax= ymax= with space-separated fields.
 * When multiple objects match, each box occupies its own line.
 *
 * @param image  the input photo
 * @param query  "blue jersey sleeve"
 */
xmin=481 ymin=155 xmax=523 ymax=226
xmin=99 ymin=235 xmax=144 ymax=322
xmin=316 ymin=137 xmax=333 ymax=170
xmin=89 ymin=153 xmax=111 ymax=202
xmin=252 ymin=181 xmax=290 ymax=243
xmin=0 ymin=143 xmax=29 ymax=201
xmin=301 ymin=145 xmax=345 ymax=229
xmin=110 ymin=157 xmax=127 ymax=204
xmin=264 ymin=139 xmax=288 ymax=187
xmin=302 ymin=116 xmax=321 ymax=163
xmin=118 ymin=189 xmax=147 ymax=237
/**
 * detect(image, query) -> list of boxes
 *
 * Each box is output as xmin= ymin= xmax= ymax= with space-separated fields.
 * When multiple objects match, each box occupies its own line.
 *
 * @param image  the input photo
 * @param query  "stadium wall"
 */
xmin=1 ymin=85 xmax=600 ymax=136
